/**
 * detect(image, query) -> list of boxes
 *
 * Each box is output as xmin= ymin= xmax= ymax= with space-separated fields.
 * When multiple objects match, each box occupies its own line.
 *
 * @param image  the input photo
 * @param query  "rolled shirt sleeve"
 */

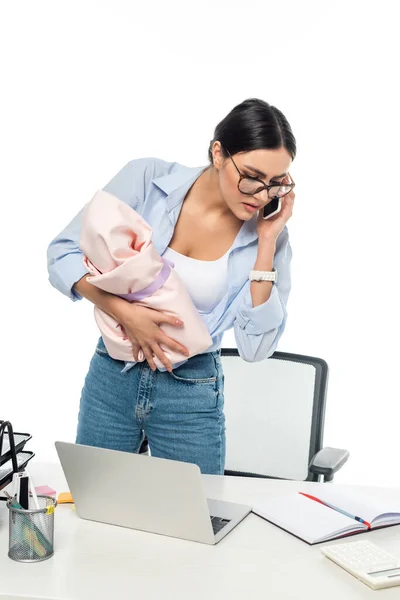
xmin=47 ymin=207 xmax=90 ymax=301
xmin=233 ymin=226 xmax=292 ymax=362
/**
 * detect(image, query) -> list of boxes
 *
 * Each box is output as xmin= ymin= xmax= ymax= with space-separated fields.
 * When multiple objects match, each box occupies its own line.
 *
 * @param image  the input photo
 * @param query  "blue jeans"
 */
xmin=76 ymin=338 xmax=226 ymax=474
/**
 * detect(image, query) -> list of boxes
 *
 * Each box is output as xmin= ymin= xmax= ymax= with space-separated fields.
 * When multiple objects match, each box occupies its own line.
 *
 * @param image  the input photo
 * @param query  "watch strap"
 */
xmin=249 ymin=268 xmax=277 ymax=283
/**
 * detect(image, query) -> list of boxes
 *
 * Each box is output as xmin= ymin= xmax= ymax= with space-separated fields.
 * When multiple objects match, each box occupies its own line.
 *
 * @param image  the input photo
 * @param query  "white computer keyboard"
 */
xmin=321 ymin=540 xmax=400 ymax=590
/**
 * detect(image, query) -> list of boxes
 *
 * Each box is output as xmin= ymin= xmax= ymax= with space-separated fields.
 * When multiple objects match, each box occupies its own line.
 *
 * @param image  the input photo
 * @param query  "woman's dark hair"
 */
xmin=208 ymin=98 xmax=296 ymax=163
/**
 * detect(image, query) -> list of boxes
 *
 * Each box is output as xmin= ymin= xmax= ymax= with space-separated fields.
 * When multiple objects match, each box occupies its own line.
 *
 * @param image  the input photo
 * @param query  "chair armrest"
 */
xmin=309 ymin=447 xmax=349 ymax=482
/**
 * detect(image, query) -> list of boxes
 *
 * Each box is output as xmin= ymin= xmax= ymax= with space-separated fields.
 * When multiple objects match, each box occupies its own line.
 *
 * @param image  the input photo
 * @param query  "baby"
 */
xmin=79 ymin=190 xmax=212 ymax=369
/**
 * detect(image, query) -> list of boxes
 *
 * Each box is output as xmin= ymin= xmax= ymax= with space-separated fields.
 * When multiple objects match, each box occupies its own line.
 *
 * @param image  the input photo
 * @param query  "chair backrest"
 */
xmin=221 ymin=349 xmax=329 ymax=482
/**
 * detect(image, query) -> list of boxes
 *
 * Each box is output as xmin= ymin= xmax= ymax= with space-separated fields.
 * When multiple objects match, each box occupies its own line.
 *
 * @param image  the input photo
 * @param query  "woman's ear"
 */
xmin=211 ymin=141 xmax=225 ymax=170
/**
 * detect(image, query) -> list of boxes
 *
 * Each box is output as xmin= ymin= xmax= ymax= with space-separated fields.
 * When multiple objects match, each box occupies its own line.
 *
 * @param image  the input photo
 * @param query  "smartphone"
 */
xmin=263 ymin=196 xmax=282 ymax=220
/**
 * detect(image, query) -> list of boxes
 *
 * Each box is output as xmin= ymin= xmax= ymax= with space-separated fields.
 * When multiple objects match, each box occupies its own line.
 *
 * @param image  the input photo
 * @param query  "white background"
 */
xmin=1 ymin=1 xmax=399 ymax=486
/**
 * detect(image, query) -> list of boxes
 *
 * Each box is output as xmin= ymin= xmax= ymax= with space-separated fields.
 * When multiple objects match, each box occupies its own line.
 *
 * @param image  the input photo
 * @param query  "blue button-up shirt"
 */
xmin=47 ymin=157 xmax=292 ymax=362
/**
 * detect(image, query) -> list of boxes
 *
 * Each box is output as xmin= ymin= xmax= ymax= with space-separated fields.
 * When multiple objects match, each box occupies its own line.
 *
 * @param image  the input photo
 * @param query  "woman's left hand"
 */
xmin=257 ymin=189 xmax=295 ymax=242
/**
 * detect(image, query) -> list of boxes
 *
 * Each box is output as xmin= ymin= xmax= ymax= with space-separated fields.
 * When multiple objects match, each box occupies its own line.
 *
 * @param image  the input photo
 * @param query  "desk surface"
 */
xmin=1 ymin=462 xmax=400 ymax=600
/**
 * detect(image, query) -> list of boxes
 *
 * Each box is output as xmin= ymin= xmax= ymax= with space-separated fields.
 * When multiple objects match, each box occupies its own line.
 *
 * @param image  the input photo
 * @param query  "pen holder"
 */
xmin=7 ymin=494 xmax=57 ymax=562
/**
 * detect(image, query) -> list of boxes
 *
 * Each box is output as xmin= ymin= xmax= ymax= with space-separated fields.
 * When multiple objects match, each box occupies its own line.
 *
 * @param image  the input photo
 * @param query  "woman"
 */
xmin=47 ymin=98 xmax=296 ymax=475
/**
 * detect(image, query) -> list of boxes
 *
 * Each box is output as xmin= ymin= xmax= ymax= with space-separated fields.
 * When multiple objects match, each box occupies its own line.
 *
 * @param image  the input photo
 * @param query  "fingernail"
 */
xmin=176 ymin=319 xmax=183 ymax=325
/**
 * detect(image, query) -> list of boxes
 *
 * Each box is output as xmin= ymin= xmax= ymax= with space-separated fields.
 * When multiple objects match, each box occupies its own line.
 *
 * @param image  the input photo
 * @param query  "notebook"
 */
xmin=253 ymin=486 xmax=400 ymax=544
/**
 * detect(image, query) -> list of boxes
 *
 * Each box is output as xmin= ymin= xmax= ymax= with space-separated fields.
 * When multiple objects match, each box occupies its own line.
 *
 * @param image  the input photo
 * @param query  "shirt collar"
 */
xmin=152 ymin=165 xmax=206 ymax=204
xmin=235 ymin=216 xmax=258 ymax=245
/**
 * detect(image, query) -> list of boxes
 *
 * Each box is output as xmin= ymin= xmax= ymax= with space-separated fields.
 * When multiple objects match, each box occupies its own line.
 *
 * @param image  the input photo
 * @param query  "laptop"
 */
xmin=55 ymin=441 xmax=251 ymax=545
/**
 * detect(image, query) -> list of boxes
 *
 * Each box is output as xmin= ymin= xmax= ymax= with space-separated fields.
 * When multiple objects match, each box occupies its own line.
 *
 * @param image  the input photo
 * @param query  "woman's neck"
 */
xmin=185 ymin=165 xmax=232 ymax=218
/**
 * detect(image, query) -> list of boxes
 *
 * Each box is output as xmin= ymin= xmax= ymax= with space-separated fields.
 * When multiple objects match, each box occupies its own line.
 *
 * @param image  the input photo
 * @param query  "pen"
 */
xmin=298 ymin=492 xmax=371 ymax=529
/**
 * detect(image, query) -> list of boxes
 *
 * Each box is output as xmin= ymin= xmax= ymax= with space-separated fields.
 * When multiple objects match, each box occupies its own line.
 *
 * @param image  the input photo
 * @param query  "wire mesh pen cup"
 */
xmin=7 ymin=494 xmax=57 ymax=562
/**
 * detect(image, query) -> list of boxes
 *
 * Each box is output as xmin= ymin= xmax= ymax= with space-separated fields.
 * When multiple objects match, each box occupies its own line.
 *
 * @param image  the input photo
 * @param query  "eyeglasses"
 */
xmin=224 ymin=148 xmax=295 ymax=200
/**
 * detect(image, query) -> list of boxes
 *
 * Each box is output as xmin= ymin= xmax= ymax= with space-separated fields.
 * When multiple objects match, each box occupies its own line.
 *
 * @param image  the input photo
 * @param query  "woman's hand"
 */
xmin=117 ymin=304 xmax=190 ymax=372
xmin=257 ymin=188 xmax=295 ymax=243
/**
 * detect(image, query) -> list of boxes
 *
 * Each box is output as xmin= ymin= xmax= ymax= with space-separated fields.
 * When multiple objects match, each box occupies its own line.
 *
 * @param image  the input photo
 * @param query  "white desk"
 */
xmin=1 ymin=462 xmax=400 ymax=600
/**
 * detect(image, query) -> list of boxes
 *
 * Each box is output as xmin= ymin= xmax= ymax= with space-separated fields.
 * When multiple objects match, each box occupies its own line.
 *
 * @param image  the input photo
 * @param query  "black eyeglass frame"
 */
xmin=224 ymin=147 xmax=295 ymax=199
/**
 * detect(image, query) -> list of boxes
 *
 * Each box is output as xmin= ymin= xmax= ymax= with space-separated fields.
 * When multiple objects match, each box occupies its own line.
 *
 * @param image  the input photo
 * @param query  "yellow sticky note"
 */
xmin=57 ymin=492 xmax=74 ymax=504
xmin=46 ymin=505 xmax=55 ymax=515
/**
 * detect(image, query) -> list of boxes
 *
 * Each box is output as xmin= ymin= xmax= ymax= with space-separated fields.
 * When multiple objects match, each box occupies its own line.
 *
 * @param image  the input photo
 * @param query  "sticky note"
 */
xmin=57 ymin=492 xmax=74 ymax=504
xmin=35 ymin=485 xmax=57 ymax=496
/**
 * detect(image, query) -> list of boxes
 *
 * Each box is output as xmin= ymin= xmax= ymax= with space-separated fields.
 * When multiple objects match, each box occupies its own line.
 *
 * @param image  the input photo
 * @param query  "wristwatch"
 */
xmin=249 ymin=268 xmax=278 ymax=283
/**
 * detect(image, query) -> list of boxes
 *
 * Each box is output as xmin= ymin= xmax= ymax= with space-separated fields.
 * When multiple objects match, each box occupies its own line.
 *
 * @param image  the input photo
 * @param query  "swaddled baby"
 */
xmin=79 ymin=190 xmax=212 ymax=369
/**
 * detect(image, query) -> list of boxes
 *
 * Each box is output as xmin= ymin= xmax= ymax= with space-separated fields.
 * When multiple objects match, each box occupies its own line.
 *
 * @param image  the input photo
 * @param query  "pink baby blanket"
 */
xmin=79 ymin=190 xmax=212 ymax=368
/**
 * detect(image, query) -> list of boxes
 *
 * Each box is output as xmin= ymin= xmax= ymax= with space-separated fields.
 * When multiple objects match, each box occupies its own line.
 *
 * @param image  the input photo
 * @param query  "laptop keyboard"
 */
xmin=210 ymin=516 xmax=231 ymax=535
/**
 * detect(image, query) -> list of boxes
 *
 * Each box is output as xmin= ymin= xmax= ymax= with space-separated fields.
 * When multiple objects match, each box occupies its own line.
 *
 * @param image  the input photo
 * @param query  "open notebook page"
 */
xmin=315 ymin=486 xmax=400 ymax=527
xmin=253 ymin=493 xmax=366 ymax=544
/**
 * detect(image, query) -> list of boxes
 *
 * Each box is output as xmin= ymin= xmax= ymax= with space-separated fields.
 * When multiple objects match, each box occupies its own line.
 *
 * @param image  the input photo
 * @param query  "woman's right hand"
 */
xmin=117 ymin=304 xmax=189 ymax=372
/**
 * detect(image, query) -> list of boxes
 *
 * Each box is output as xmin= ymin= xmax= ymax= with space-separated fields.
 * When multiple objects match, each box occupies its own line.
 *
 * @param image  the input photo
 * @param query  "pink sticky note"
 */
xmin=35 ymin=485 xmax=57 ymax=496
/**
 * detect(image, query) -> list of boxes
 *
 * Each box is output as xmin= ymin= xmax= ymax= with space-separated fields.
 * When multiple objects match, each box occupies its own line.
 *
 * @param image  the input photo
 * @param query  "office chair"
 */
xmin=221 ymin=348 xmax=349 ymax=482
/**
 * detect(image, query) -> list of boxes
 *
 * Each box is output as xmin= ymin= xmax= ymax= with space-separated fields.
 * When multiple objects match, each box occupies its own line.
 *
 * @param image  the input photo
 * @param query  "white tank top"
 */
xmin=162 ymin=246 xmax=229 ymax=314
